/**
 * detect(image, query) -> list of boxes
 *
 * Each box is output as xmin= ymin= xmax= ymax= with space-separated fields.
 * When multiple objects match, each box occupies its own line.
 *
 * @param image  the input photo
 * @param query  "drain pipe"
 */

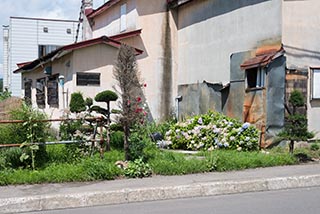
xmin=175 ymin=95 xmax=182 ymax=120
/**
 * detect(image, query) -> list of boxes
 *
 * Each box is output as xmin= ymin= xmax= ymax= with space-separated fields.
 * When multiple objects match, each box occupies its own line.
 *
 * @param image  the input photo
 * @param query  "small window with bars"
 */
xmin=76 ymin=72 xmax=101 ymax=86
xmin=47 ymin=75 xmax=59 ymax=107
xmin=36 ymin=78 xmax=46 ymax=108
xmin=24 ymin=80 xmax=32 ymax=105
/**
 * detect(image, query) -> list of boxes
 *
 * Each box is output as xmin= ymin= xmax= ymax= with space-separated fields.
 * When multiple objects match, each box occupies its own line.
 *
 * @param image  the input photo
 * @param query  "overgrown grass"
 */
xmin=206 ymin=150 xmax=297 ymax=171
xmin=0 ymin=147 xmax=300 ymax=186
xmin=149 ymin=151 xmax=209 ymax=175
xmin=0 ymin=150 xmax=124 ymax=186
xmin=150 ymin=150 xmax=297 ymax=175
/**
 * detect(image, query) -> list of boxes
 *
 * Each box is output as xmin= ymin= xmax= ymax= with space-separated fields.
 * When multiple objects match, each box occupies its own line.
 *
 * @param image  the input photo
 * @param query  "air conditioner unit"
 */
xmin=44 ymin=66 xmax=52 ymax=75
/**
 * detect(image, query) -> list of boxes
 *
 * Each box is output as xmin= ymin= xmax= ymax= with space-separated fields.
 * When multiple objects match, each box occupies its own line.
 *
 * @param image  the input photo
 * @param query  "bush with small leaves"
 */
xmin=69 ymin=92 xmax=86 ymax=113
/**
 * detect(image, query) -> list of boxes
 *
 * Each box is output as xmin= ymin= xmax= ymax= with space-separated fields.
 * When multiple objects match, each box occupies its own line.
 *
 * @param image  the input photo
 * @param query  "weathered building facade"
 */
xmin=14 ymin=36 xmax=142 ymax=120
xmin=282 ymin=0 xmax=320 ymax=138
xmin=16 ymin=0 xmax=320 ymax=144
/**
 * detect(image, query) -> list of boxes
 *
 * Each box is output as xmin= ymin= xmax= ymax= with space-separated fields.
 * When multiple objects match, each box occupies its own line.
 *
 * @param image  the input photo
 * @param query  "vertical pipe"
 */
xmin=3 ymin=25 xmax=10 ymax=91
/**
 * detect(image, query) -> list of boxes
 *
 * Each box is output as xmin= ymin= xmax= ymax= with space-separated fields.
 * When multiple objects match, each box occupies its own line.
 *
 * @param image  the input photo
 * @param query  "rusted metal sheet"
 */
xmin=178 ymin=82 xmax=223 ymax=120
xmin=265 ymin=56 xmax=286 ymax=148
xmin=223 ymin=51 xmax=250 ymax=121
xmin=177 ymin=47 xmax=286 ymax=148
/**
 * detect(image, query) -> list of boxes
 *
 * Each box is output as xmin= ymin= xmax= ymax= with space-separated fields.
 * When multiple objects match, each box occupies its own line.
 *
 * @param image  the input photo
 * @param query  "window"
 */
xmin=36 ymin=78 xmax=46 ymax=108
xmin=120 ymin=4 xmax=127 ymax=32
xmin=311 ymin=68 xmax=320 ymax=99
xmin=246 ymin=67 xmax=265 ymax=89
xmin=24 ymin=80 xmax=32 ymax=105
xmin=66 ymin=28 xmax=72 ymax=34
xmin=43 ymin=27 xmax=48 ymax=33
xmin=47 ymin=75 xmax=59 ymax=107
xmin=76 ymin=72 xmax=101 ymax=86
xmin=38 ymin=45 xmax=60 ymax=57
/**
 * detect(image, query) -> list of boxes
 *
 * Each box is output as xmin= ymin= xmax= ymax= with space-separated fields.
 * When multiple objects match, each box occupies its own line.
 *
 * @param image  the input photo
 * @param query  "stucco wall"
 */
xmin=93 ymin=0 xmax=138 ymax=37
xmin=283 ymin=0 xmax=320 ymax=138
xmin=177 ymin=0 xmax=282 ymax=85
xmin=91 ymin=0 xmax=178 ymax=121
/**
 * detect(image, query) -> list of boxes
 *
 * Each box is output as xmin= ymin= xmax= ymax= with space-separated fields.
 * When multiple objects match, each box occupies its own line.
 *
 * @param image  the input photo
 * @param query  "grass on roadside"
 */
xmin=0 ymin=147 xmax=298 ymax=186
xmin=0 ymin=150 xmax=124 ymax=186
xmin=149 ymin=149 xmax=297 ymax=175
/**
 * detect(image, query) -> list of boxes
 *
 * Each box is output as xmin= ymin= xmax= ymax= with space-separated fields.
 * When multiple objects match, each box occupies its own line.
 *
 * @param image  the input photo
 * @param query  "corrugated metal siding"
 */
xmin=8 ymin=18 xmax=79 ymax=97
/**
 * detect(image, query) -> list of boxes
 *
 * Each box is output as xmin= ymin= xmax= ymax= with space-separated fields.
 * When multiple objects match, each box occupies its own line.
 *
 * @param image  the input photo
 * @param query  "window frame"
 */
xmin=47 ymin=75 xmax=59 ymax=107
xmin=38 ymin=45 xmax=60 ymax=57
xmin=310 ymin=67 xmax=320 ymax=100
xmin=245 ymin=67 xmax=266 ymax=90
xmin=76 ymin=72 xmax=101 ymax=86
xmin=36 ymin=78 xmax=46 ymax=108
xmin=24 ymin=80 xmax=32 ymax=105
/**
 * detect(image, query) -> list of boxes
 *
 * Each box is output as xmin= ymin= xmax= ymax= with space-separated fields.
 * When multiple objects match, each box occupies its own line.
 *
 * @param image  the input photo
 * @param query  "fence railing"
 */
xmin=0 ymin=117 xmax=108 ymax=156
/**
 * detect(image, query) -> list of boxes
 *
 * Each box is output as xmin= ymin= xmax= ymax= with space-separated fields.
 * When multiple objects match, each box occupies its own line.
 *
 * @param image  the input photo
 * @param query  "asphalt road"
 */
xmin=26 ymin=187 xmax=320 ymax=214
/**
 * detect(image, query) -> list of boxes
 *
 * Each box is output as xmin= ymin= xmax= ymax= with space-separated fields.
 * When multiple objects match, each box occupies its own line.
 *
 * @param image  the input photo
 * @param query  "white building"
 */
xmin=2 ymin=17 xmax=80 ymax=97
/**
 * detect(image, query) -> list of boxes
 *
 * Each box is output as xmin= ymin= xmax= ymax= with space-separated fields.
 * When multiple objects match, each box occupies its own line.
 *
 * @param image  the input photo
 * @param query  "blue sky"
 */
xmin=0 ymin=0 xmax=106 ymax=78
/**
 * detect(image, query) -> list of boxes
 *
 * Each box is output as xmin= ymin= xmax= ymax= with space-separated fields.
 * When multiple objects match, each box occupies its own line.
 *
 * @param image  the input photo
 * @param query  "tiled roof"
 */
xmin=240 ymin=44 xmax=284 ymax=70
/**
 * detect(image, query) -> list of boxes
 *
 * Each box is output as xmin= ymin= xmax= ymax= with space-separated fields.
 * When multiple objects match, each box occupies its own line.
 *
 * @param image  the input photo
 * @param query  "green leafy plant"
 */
xmin=0 ymin=90 xmax=11 ymax=101
xmin=310 ymin=143 xmax=320 ymax=151
xmin=124 ymin=158 xmax=152 ymax=178
xmin=69 ymin=92 xmax=86 ymax=113
xmin=0 ymin=103 xmax=49 ymax=169
xmin=278 ymin=90 xmax=314 ymax=153
xmin=93 ymin=90 xmax=118 ymax=151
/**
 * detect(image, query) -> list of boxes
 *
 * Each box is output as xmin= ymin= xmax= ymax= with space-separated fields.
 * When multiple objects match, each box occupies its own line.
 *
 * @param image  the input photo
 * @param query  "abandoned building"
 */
xmin=13 ymin=0 xmax=320 ymax=146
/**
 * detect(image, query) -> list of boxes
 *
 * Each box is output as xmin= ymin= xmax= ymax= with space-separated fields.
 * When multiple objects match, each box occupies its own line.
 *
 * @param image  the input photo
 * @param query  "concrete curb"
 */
xmin=1 ymin=174 xmax=320 ymax=213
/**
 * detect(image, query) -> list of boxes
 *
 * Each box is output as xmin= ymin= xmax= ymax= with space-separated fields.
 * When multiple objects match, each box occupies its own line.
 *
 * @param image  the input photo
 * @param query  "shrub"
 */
xmin=311 ymin=143 xmax=320 ymax=151
xmin=165 ymin=111 xmax=259 ymax=151
xmin=110 ymin=131 xmax=124 ymax=149
xmin=124 ymin=158 xmax=152 ymax=178
xmin=82 ymin=156 xmax=122 ymax=180
xmin=0 ymin=90 xmax=11 ymax=101
xmin=0 ymin=103 xmax=50 ymax=169
xmin=278 ymin=90 xmax=314 ymax=153
xmin=69 ymin=92 xmax=86 ymax=113
xmin=128 ymin=126 xmax=159 ymax=161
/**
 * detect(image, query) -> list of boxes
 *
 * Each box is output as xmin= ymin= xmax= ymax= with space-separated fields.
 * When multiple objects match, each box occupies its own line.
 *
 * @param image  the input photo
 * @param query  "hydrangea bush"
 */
xmin=165 ymin=111 xmax=259 ymax=151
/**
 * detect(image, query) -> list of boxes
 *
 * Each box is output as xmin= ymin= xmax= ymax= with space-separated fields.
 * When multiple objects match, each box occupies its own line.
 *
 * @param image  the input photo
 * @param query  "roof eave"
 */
xmin=168 ymin=0 xmax=194 ymax=9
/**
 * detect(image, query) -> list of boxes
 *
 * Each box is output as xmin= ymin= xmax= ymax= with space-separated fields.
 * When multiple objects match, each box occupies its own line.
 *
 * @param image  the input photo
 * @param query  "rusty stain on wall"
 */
xmin=160 ymin=9 xmax=173 ymax=121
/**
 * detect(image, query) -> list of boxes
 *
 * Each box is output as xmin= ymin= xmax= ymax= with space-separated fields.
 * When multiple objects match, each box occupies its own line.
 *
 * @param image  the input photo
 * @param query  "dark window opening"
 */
xmin=43 ymin=27 xmax=48 ymax=33
xmin=66 ymin=28 xmax=72 ymax=34
xmin=76 ymin=72 xmax=101 ymax=86
xmin=36 ymin=78 xmax=46 ymax=108
xmin=246 ymin=67 xmax=265 ymax=89
xmin=24 ymin=80 xmax=32 ymax=105
xmin=38 ymin=45 xmax=60 ymax=57
xmin=47 ymin=75 xmax=59 ymax=107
